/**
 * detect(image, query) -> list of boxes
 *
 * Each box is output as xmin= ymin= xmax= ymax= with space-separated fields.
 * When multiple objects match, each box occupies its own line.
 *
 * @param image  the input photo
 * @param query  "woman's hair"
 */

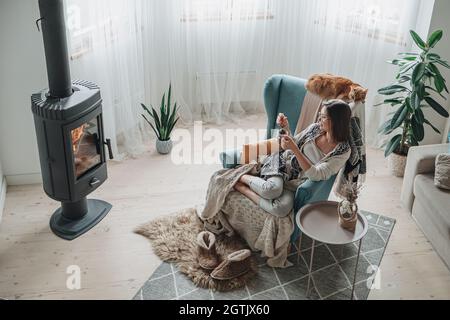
xmin=321 ymin=99 xmax=352 ymax=143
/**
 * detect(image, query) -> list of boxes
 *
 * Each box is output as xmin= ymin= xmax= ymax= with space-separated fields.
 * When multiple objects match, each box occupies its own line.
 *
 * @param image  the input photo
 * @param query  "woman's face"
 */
xmin=318 ymin=107 xmax=332 ymax=133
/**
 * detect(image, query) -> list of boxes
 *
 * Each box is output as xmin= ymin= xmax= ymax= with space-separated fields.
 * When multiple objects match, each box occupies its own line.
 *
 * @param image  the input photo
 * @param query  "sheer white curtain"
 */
xmin=66 ymin=0 xmax=148 ymax=157
xmin=260 ymin=0 xmax=425 ymax=147
xmin=65 ymin=0 xmax=427 ymax=157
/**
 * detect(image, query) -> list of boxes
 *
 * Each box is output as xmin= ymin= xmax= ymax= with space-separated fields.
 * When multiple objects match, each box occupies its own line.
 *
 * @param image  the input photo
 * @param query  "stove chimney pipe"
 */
xmin=38 ymin=0 xmax=73 ymax=98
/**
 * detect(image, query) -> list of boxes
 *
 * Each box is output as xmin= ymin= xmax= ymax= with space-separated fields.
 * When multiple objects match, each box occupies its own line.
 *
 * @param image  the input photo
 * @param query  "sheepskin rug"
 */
xmin=134 ymin=208 xmax=258 ymax=292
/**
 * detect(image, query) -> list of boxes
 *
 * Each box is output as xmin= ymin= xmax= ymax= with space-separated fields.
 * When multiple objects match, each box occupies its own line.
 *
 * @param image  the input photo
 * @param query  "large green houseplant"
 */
xmin=377 ymin=29 xmax=450 ymax=176
xmin=141 ymin=84 xmax=180 ymax=154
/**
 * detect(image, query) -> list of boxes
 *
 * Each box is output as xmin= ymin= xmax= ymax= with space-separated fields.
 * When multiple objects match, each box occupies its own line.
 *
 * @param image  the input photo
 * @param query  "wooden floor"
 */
xmin=1 ymin=113 xmax=449 ymax=300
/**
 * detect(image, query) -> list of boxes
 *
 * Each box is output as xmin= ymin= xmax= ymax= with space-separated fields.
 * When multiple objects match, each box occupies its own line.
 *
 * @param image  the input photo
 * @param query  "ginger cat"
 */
xmin=306 ymin=73 xmax=368 ymax=103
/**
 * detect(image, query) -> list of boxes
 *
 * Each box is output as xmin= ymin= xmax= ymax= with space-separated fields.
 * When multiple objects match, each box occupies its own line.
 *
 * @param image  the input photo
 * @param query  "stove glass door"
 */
xmin=71 ymin=116 xmax=102 ymax=179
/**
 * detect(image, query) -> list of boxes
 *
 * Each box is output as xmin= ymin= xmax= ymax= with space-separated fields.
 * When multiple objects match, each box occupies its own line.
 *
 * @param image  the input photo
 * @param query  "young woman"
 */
xmin=234 ymin=99 xmax=352 ymax=217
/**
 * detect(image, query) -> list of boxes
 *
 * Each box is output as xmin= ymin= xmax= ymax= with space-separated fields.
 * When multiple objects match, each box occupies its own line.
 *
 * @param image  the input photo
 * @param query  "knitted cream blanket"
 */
xmin=200 ymin=163 xmax=294 ymax=268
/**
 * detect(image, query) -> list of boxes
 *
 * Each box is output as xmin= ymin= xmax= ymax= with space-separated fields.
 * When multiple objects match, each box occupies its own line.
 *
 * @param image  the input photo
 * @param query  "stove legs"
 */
xmin=61 ymin=198 xmax=88 ymax=220
xmin=50 ymin=197 xmax=112 ymax=240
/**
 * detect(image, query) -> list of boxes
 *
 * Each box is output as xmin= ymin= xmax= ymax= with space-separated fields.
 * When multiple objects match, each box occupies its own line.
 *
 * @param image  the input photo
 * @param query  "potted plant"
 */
xmin=377 ymin=29 xmax=450 ymax=177
xmin=141 ymin=84 xmax=180 ymax=154
xmin=337 ymin=180 xmax=363 ymax=232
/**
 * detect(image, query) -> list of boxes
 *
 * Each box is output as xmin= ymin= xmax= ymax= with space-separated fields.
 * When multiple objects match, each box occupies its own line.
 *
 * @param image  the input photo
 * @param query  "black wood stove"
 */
xmin=32 ymin=0 xmax=113 ymax=240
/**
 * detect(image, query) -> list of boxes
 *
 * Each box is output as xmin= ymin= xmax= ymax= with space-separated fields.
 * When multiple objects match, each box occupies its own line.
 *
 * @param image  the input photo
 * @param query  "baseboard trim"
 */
xmin=0 ymin=177 xmax=7 ymax=224
xmin=6 ymin=173 xmax=42 ymax=186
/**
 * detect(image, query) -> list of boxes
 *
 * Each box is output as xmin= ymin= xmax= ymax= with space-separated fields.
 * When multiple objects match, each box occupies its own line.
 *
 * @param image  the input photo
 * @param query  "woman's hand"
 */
xmin=276 ymin=113 xmax=289 ymax=129
xmin=283 ymin=135 xmax=313 ymax=172
xmin=280 ymin=135 xmax=297 ymax=152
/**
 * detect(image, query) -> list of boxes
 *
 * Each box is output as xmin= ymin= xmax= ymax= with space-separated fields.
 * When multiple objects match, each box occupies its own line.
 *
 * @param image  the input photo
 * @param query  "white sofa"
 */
xmin=401 ymin=144 xmax=450 ymax=270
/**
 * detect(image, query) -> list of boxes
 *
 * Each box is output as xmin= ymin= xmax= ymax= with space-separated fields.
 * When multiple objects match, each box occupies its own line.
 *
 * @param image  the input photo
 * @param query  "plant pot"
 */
xmin=338 ymin=200 xmax=358 ymax=232
xmin=388 ymin=152 xmax=407 ymax=177
xmin=156 ymin=139 xmax=173 ymax=154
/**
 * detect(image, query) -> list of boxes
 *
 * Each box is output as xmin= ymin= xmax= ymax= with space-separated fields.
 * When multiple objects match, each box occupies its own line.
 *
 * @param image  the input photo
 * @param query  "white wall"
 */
xmin=422 ymin=0 xmax=450 ymax=145
xmin=0 ymin=0 xmax=47 ymax=185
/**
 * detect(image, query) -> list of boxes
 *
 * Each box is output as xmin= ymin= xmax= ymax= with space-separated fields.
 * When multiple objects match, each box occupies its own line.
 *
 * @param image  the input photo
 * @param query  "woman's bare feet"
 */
xmin=239 ymin=174 xmax=253 ymax=186
xmin=233 ymin=181 xmax=245 ymax=191
xmin=233 ymin=182 xmax=260 ymax=205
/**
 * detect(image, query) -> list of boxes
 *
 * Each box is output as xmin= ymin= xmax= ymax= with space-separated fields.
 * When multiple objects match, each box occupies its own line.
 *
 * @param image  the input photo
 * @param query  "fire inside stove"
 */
xmin=71 ymin=117 xmax=101 ymax=178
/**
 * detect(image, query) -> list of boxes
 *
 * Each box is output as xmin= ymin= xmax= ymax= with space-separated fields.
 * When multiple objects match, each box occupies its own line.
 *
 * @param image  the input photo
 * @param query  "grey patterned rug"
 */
xmin=133 ymin=210 xmax=395 ymax=300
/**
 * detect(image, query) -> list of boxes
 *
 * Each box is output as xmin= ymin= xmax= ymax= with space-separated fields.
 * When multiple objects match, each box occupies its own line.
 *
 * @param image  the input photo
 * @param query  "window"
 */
xmin=181 ymin=0 xmax=274 ymax=22
xmin=66 ymin=1 xmax=120 ymax=60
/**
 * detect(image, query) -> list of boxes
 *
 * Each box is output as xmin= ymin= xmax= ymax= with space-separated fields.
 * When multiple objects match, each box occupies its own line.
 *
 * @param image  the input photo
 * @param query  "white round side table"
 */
xmin=296 ymin=201 xmax=369 ymax=300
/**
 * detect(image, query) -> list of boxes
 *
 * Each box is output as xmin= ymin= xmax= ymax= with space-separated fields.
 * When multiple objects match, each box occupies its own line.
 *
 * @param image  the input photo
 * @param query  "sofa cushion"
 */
xmin=435 ymin=153 xmax=450 ymax=190
xmin=414 ymin=173 xmax=450 ymax=226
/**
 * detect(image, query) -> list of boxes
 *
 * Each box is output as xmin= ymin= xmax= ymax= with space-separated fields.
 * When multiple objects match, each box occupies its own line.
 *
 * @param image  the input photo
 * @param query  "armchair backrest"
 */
xmin=263 ymin=75 xmax=308 ymax=139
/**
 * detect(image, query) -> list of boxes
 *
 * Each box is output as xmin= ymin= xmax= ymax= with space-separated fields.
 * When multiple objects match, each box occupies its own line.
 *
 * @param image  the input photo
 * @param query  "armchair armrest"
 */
xmin=401 ymin=144 xmax=450 ymax=213
xmin=220 ymin=149 xmax=242 ymax=169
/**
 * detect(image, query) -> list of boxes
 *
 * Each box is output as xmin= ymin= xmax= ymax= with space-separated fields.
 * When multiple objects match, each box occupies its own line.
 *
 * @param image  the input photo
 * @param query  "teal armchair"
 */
xmin=219 ymin=74 xmax=337 ymax=243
